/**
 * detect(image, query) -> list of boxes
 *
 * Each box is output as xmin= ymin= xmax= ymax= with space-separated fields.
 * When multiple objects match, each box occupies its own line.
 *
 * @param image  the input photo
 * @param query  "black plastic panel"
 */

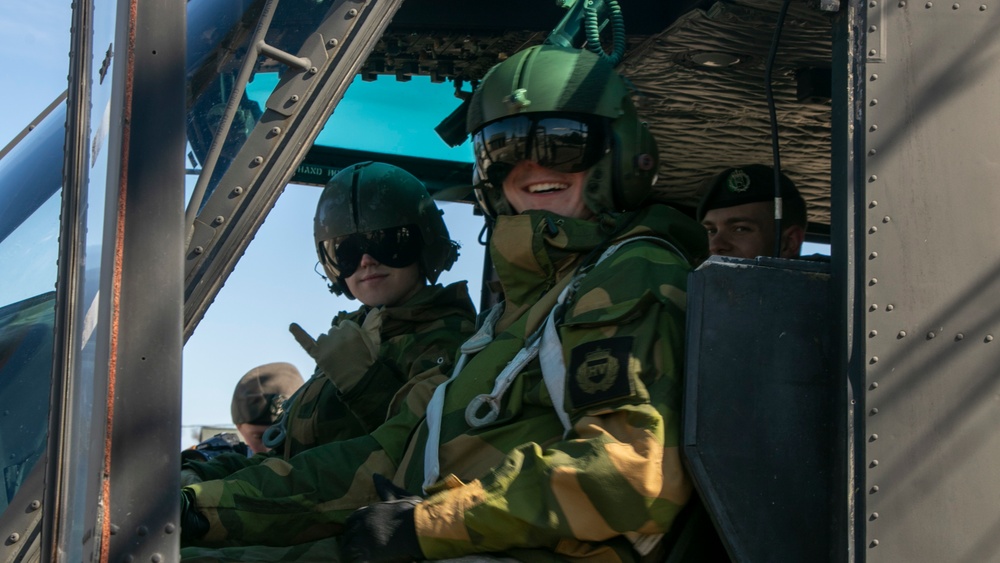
xmin=683 ymin=256 xmax=837 ymax=563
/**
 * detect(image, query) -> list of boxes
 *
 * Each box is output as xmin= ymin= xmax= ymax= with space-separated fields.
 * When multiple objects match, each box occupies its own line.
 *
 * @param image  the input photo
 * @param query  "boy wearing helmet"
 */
xmin=179 ymin=162 xmax=476 ymax=484
xmin=181 ymin=46 xmax=707 ymax=563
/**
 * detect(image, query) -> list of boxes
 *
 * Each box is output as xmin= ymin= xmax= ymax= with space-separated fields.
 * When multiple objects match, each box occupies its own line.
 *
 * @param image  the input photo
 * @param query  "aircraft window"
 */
xmin=311 ymin=75 xmax=472 ymax=161
xmin=181 ymin=73 xmax=482 ymax=444
xmin=245 ymin=73 xmax=473 ymax=162
xmin=802 ymin=241 xmax=831 ymax=256
xmin=0 ymin=188 xmax=59 ymax=516
xmin=184 ymin=0 xmax=337 ymax=215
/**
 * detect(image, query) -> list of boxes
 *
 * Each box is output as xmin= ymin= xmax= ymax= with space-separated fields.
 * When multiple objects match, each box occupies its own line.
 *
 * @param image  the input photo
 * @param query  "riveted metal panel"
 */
xmin=102 ymin=0 xmax=186 ymax=560
xmin=861 ymin=0 xmax=1000 ymax=560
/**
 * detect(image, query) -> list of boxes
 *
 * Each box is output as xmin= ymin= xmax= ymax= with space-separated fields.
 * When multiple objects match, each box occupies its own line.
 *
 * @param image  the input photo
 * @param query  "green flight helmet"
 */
xmin=467 ymin=45 xmax=658 ymax=217
xmin=314 ymin=161 xmax=459 ymax=298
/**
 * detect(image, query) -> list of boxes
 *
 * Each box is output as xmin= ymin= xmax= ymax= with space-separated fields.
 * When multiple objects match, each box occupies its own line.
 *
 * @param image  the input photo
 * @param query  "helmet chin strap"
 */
xmin=313 ymin=260 xmax=353 ymax=298
xmin=313 ymin=261 xmax=335 ymax=290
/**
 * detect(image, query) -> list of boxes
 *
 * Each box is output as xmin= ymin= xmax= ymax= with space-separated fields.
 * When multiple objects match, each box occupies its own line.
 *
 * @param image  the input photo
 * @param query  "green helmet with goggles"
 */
xmin=314 ymin=162 xmax=459 ymax=298
xmin=467 ymin=45 xmax=658 ymax=217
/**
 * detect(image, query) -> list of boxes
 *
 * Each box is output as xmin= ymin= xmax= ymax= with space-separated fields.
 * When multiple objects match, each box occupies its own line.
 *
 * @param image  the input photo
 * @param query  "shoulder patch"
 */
xmin=567 ymin=336 xmax=635 ymax=409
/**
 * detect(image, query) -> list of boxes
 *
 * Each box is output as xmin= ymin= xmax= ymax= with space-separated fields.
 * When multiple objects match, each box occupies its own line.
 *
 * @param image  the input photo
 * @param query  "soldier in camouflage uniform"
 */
xmin=180 ymin=46 xmax=708 ymax=562
xmin=230 ymin=362 xmax=304 ymax=454
xmin=180 ymin=162 xmax=476 ymax=483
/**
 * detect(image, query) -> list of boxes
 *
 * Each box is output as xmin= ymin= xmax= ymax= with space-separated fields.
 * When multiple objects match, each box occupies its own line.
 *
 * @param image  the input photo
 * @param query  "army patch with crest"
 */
xmin=568 ymin=336 xmax=635 ymax=409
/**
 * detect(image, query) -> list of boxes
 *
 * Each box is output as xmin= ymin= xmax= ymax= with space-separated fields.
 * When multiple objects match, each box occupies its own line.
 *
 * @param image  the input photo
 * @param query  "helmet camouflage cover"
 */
xmin=314 ymin=162 xmax=458 ymax=297
xmin=467 ymin=45 xmax=658 ymax=217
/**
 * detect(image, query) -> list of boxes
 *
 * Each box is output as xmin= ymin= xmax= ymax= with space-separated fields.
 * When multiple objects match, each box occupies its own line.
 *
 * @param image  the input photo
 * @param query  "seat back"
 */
xmin=682 ymin=256 xmax=838 ymax=563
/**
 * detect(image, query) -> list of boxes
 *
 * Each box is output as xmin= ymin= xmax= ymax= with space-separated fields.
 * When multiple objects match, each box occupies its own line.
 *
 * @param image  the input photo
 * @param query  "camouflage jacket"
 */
xmin=184 ymin=205 xmax=708 ymax=562
xmin=182 ymin=281 xmax=476 ymax=481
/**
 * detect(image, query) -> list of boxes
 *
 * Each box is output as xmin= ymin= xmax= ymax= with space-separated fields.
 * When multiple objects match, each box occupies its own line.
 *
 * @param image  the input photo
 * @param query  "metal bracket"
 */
xmin=866 ymin=0 xmax=887 ymax=62
xmin=267 ymin=33 xmax=330 ymax=117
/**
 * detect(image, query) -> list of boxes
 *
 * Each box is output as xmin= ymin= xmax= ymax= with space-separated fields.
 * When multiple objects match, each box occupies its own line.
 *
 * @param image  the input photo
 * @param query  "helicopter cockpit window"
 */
xmin=0 ymin=188 xmax=60 ymax=516
xmin=184 ymin=0 xmax=338 ymax=212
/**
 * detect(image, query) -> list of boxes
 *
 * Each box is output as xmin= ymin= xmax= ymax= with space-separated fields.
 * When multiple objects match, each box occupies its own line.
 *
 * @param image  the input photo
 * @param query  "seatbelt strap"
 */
xmin=423 ymin=303 xmax=503 ymax=492
xmin=537 ymin=235 xmax=685 ymax=436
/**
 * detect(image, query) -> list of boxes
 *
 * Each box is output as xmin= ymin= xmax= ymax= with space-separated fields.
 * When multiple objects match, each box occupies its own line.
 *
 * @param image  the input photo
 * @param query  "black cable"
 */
xmin=764 ymin=0 xmax=794 ymax=257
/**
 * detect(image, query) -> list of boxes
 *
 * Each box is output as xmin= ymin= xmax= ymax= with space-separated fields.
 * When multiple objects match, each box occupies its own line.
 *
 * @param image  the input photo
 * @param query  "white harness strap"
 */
xmin=423 ymin=304 xmax=503 ymax=492
xmin=423 ymin=235 xmax=687 ymax=492
xmin=537 ymin=236 xmax=689 ymax=436
xmin=464 ymin=332 xmax=543 ymax=428
xmin=537 ymin=281 xmax=578 ymax=435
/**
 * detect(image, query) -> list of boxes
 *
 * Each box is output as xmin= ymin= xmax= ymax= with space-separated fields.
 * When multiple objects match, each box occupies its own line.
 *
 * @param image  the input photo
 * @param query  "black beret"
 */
xmin=697 ymin=164 xmax=802 ymax=221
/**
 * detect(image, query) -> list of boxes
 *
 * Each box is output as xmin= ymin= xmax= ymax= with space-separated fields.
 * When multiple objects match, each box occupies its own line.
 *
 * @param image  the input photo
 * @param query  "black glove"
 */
xmin=180 ymin=489 xmax=210 ymax=543
xmin=341 ymin=474 xmax=424 ymax=563
xmin=181 ymin=432 xmax=252 ymax=463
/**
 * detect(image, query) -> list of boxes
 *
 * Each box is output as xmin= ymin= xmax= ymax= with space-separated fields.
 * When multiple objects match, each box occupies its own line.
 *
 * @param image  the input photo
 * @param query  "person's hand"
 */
xmin=341 ymin=474 xmax=423 ymax=563
xmin=180 ymin=489 xmax=210 ymax=543
xmin=289 ymin=308 xmax=382 ymax=393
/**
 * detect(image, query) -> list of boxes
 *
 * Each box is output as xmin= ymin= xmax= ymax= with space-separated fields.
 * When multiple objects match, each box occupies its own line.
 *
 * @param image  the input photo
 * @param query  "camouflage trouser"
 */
xmin=181 ymin=540 xmax=522 ymax=563
xmin=181 ymin=537 xmax=518 ymax=563
xmin=180 ymin=537 xmax=343 ymax=562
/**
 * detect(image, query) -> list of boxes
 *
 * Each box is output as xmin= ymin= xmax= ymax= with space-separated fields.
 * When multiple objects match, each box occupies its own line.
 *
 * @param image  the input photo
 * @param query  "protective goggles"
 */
xmin=320 ymin=225 xmax=422 ymax=279
xmin=471 ymin=113 xmax=610 ymax=188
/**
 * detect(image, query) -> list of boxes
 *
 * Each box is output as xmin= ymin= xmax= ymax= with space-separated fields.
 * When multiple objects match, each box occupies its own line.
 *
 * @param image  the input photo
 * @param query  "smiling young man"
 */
xmin=698 ymin=164 xmax=807 ymax=259
xmin=179 ymin=162 xmax=476 ymax=485
xmin=180 ymin=47 xmax=707 ymax=563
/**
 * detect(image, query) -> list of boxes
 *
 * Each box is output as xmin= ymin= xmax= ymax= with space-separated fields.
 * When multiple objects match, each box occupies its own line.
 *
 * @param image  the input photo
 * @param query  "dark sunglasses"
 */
xmin=320 ymin=225 xmax=422 ymax=279
xmin=472 ymin=113 xmax=610 ymax=188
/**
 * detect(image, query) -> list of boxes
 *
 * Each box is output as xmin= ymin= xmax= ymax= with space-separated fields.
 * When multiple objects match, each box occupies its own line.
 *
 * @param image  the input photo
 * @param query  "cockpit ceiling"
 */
xmin=626 ymin=0 xmax=834 ymax=227
xmin=364 ymin=0 xmax=834 ymax=227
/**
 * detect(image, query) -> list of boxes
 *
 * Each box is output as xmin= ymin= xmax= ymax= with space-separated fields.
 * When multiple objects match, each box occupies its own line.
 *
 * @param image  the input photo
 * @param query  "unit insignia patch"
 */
xmin=567 ymin=336 xmax=635 ymax=409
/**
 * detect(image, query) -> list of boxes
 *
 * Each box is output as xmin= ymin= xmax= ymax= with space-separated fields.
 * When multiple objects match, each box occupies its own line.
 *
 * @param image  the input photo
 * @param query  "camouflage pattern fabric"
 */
xmin=182 ymin=282 xmax=476 ymax=481
xmin=182 ymin=205 xmax=708 ymax=563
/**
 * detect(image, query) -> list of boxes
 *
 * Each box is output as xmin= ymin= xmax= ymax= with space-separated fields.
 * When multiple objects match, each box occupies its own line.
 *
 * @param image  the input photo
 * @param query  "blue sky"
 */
xmin=0 ymin=3 xmax=70 ymax=147
xmin=0 ymin=1 xmax=485 ymax=447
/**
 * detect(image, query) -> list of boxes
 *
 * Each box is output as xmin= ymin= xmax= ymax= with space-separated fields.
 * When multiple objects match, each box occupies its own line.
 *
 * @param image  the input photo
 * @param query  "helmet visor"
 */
xmin=321 ymin=225 xmax=423 ymax=279
xmin=472 ymin=113 xmax=609 ymax=188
